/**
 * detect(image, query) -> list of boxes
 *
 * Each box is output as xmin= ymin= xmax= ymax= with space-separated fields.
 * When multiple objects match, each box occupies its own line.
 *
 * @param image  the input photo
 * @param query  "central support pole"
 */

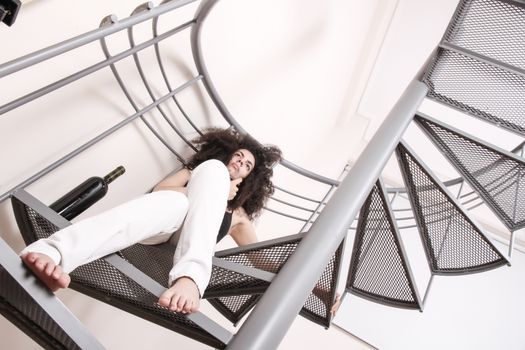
xmin=226 ymin=80 xmax=428 ymax=350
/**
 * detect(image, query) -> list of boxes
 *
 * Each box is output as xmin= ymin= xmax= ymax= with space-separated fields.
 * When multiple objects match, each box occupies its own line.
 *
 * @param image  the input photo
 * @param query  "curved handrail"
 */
xmin=0 ymin=77 xmax=201 ymax=203
xmin=0 ymin=0 xmax=339 ymax=227
xmin=189 ymin=0 xmax=525 ymax=200
xmin=0 ymin=0 xmax=198 ymax=79
xmin=0 ymin=2 xmax=522 ymax=347
xmin=1 ymin=0 xmax=520 ymax=222
xmin=1 ymin=0 xmax=522 ymax=215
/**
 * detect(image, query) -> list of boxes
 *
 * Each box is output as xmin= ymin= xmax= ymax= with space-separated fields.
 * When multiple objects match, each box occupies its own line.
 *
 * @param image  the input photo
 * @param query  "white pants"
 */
xmin=21 ymin=159 xmax=230 ymax=295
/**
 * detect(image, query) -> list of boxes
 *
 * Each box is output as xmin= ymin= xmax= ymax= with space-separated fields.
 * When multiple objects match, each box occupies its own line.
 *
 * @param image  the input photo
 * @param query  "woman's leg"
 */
xmin=160 ymin=159 xmax=230 ymax=313
xmin=21 ymin=190 xmax=189 ymax=289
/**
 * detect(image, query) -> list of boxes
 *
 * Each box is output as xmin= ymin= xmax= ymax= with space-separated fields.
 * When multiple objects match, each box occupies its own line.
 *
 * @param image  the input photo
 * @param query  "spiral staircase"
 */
xmin=0 ymin=0 xmax=524 ymax=349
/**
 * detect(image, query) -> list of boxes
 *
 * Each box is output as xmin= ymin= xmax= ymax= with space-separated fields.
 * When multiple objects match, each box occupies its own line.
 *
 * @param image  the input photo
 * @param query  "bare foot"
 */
xmin=158 ymin=276 xmax=200 ymax=314
xmin=21 ymin=252 xmax=71 ymax=292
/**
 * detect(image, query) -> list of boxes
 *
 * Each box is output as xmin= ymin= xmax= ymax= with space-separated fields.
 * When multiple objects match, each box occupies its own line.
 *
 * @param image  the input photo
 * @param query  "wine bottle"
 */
xmin=50 ymin=166 xmax=125 ymax=220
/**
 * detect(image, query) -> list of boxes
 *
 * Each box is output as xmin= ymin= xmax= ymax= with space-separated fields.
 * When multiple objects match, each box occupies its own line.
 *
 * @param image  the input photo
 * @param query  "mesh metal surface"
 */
xmin=11 ymin=197 xmax=227 ymax=349
xmin=0 ymin=267 xmax=79 ymax=350
xmin=120 ymin=242 xmax=174 ymax=288
xmin=207 ymin=294 xmax=261 ymax=325
xmin=346 ymin=181 xmax=420 ymax=309
xmin=396 ymin=143 xmax=507 ymax=274
xmin=444 ymin=0 xmax=525 ymax=70
xmin=416 ymin=115 xmax=525 ymax=230
xmin=206 ymin=265 xmax=269 ymax=298
xmin=120 ymin=242 xmax=270 ymax=299
xmin=13 ymin=195 xmax=342 ymax=331
xmin=119 ymin=239 xmax=269 ymax=329
xmin=300 ymin=242 xmax=342 ymax=328
xmin=215 ymin=236 xmax=344 ymax=328
xmin=216 ymin=237 xmax=303 ymax=274
xmin=424 ymin=48 xmax=525 ymax=135
xmin=119 ymin=241 xmax=269 ymax=325
xmin=424 ymin=0 xmax=525 ymax=136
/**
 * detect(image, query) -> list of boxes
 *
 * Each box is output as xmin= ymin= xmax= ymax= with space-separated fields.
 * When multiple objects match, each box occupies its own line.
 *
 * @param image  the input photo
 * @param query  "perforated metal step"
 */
xmin=415 ymin=113 xmax=525 ymax=230
xmin=396 ymin=142 xmax=508 ymax=274
xmin=423 ymin=0 xmax=525 ymax=136
xmin=11 ymin=193 xmax=228 ymax=349
xmin=346 ymin=180 xmax=421 ymax=310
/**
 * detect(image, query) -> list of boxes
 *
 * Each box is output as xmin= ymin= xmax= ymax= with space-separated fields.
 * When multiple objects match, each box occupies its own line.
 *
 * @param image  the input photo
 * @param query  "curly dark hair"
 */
xmin=186 ymin=128 xmax=282 ymax=220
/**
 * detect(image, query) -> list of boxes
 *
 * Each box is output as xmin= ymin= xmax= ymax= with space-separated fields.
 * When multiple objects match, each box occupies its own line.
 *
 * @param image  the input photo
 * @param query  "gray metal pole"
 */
xmin=226 ymin=79 xmax=428 ymax=350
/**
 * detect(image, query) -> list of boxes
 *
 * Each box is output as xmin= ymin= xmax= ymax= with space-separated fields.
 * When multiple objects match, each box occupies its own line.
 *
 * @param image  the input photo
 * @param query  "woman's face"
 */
xmin=227 ymin=149 xmax=255 ymax=180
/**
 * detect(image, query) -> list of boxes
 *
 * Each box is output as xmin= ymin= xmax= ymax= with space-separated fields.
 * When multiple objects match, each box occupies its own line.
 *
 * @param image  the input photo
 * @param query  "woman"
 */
xmin=21 ymin=128 xmax=282 ymax=314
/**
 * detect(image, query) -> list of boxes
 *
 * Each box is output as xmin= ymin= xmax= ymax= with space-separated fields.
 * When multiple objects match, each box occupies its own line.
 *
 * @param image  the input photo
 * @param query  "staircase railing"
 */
xmin=226 ymin=79 xmax=428 ymax=349
xmin=0 ymin=1 xmax=349 ymax=348
xmin=1 ymin=0 xmax=524 ymax=349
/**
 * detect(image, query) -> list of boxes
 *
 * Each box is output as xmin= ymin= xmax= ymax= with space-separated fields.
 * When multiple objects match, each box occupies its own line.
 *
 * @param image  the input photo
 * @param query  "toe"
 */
xmin=25 ymin=253 xmax=37 ymax=263
xmin=158 ymin=298 xmax=169 ymax=308
xmin=182 ymin=300 xmax=193 ymax=314
xmin=158 ymin=293 xmax=171 ymax=308
xmin=51 ymin=266 xmax=61 ymax=280
xmin=176 ymin=297 xmax=186 ymax=313
xmin=58 ymin=274 xmax=70 ymax=288
xmin=169 ymin=294 xmax=181 ymax=312
xmin=34 ymin=259 xmax=45 ymax=271
xmin=192 ymin=299 xmax=200 ymax=313
xmin=44 ymin=262 xmax=54 ymax=276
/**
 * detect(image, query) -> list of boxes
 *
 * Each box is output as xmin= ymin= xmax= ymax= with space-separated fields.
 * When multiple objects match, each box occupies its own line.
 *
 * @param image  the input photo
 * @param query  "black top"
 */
xmin=216 ymin=211 xmax=233 ymax=242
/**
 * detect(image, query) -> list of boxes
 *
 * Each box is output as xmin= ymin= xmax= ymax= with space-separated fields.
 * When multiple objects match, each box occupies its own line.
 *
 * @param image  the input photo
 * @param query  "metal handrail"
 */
xmin=1 ymin=1 xmax=524 ymax=348
xmin=0 ymin=0 xmax=198 ymax=78
xmin=1 ymin=0 xmax=522 ymax=233
xmin=226 ymin=80 xmax=428 ymax=350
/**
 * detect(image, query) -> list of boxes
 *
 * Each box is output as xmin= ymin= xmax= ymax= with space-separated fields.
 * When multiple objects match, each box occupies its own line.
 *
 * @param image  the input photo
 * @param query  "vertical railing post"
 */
xmin=226 ymin=80 xmax=428 ymax=350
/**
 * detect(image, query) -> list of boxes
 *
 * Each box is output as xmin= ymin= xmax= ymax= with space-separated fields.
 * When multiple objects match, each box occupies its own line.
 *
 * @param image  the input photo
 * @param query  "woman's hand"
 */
xmin=229 ymin=178 xmax=242 ymax=200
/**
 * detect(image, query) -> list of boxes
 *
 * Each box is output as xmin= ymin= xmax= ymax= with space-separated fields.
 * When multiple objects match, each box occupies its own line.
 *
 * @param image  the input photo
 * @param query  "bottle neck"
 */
xmin=103 ymin=166 xmax=125 ymax=184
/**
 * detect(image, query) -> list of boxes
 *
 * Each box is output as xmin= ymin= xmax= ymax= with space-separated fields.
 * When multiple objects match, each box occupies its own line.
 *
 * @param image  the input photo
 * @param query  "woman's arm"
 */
xmin=228 ymin=208 xmax=258 ymax=246
xmin=153 ymin=168 xmax=192 ymax=193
